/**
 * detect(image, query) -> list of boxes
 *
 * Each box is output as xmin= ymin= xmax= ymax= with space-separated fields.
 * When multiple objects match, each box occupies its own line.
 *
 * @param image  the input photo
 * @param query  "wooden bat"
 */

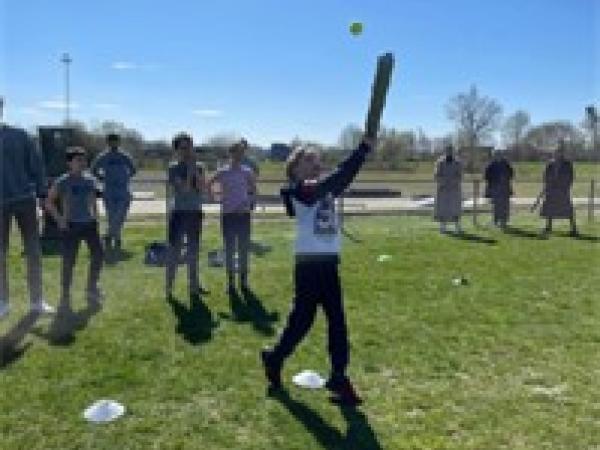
xmin=365 ymin=52 xmax=395 ymax=140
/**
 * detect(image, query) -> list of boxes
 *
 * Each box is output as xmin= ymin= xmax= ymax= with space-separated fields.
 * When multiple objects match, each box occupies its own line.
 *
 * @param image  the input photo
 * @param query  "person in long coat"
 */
xmin=484 ymin=151 xmax=514 ymax=229
xmin=540 ymin=142 xmax=577 ymax=236
xmin=434 ymin=145 xmax=463 ymax=233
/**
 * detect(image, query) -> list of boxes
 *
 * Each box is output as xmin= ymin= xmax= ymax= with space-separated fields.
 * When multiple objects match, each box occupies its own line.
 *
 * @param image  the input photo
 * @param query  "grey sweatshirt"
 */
xmin=0 ymin=125 xmax=46 ymax=206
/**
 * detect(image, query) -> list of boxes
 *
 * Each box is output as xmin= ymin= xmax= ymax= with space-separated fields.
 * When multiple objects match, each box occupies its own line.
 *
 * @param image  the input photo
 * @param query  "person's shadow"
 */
xmin=33 ymin=303 xmax=101 ymax=346
xmin=502 ymin=225 xmax=544 ymax=239
xmin=104 ymin=248 xmax=135 ymax=266
xmin=561 ymin=231 xmax=600 ymax=242
xmin=0 ymin=312 xmax=39 ymax=369
xmin=270 ymin=388 xmax=383 ymax=450
xmin=225 ymin=288 xmax=279 ymax=336
xmin=446 ymin=231 xmax=497 ymax=245
xmin=167 ymin=293 xmax=219 ymax=345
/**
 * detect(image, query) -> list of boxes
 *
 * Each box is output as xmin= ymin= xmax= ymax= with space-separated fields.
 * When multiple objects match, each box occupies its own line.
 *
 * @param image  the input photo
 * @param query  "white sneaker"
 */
xmin=30 ymin=300 xmax=56 ymax=315
xmin=0 ymin=301 xmax=9 ymax=319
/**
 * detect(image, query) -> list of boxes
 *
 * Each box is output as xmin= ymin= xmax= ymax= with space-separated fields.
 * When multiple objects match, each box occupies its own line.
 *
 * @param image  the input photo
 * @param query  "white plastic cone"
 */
xmin=292 ymin=370 xmax=326 ymax=389
xmin=83 ymin=399 xmax=126 ymax=423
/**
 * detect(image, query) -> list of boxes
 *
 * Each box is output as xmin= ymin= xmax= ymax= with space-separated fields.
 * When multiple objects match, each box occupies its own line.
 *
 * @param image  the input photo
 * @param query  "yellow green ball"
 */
xmin=349 ymin=22 xmax=363 ymax=36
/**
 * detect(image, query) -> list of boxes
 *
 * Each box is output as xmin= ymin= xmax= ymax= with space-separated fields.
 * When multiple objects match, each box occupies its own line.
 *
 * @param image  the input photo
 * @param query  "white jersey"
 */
xmin=293 ymin=194 xmax=340 ymax=255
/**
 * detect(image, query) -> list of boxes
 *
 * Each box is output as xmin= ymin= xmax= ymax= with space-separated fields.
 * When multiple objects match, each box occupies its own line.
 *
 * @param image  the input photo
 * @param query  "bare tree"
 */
xmin=502 ymin=110 xmax=530 ymax=159
xmin=446 ymin=85 xmax=502 ymax=170
xmin=523 ymin=121 xmax=585 ymax=156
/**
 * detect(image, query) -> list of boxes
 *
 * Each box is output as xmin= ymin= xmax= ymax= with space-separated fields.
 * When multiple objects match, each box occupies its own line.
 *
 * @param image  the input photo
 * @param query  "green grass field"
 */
xmin=1 ymin=215 xmax=599 ymax=449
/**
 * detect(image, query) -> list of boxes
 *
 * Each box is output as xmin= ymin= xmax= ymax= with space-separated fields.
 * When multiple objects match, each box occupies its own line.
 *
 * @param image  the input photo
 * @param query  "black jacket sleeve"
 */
xmin=316 ymin=142 xmax=371 ymax=198
xmin=280 ymin=142 xmax=372 ymax=213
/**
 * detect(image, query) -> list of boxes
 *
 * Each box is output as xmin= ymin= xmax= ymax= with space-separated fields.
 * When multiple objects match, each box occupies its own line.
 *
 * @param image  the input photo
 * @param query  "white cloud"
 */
xmin=38 ymin=100 xmax=80 ymax=110
xmin=111 ymin=61 xmax=138 ymax=70
xmin=94 ymin=103 xmax=119 ymax=110
xmin=111 ymin=62 xmax=159 ymax=71
xmin=191 ymin=109 xmax=223 ymax=118
xmin=19 ymin=107 xmax=44 ymax=116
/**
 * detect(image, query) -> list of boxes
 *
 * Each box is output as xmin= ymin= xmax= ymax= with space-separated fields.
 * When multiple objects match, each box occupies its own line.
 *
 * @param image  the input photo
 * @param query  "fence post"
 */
xmin=589 ymin=179 xmax=596 ymax=223
xmin=472 ymin=178 xmax=480 ymax=226
xmin=339 ymin=191 xmax=345 ymax=229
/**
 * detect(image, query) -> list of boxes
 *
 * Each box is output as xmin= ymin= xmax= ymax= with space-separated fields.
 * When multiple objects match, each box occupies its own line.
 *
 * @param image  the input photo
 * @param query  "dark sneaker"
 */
xmin=260 ymin=349 xmax=282 ymax=389
xmin=191 ymin=285 xmax=210 ymax=296
xmin=326 ymin=376 xmax=363 ymax=406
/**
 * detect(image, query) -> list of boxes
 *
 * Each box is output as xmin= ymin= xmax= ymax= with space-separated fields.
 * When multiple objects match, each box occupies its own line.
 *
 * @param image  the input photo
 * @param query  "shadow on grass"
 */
xmin=33 ymin=303 xmax=101 ymax=346
xmin=0 ymin=312 xmax=38 ymax=369
xmin=342 ymin=227 xmax=364 ymax=244
xmin=446 ymin=231 xmax=497 ymax=245
xmin=562 ymin=232 xmax=600 ymax=242
xmin=503 ymin=225 xmax=544 ymax=239
xmin=270 ymin=388 xmax=383 ymax=450
xmin=167 ymin=293 xmax=218 ymax=345
xmin=104 ymin=248 xmax=135 ymax=266
xmin=223 ymin=287 xmax=279 ymax=336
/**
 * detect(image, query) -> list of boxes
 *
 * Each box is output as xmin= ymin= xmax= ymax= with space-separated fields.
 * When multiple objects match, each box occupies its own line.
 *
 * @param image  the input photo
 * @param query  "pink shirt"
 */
xmin=214 ymin=164 xmax=254 ymax=214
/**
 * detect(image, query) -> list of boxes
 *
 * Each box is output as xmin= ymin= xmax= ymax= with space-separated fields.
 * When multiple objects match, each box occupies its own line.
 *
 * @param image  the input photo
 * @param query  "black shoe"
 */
xmin=191 ymin=285 xmax=210 ymax=296
xmin=326 ymin=375 xmax=362 ymax=406
xmin=260 ymin=349 xmax=282 ymax=390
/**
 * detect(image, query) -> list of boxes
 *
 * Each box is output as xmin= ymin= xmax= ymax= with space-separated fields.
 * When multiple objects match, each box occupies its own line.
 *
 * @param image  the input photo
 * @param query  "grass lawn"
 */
xmin=1 ymin=215 xmax=599 ymax=449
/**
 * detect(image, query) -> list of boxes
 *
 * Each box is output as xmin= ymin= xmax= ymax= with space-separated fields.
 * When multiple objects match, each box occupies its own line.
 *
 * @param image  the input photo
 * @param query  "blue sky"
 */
xmin=1 ymin=0 xmax=597 ymax=146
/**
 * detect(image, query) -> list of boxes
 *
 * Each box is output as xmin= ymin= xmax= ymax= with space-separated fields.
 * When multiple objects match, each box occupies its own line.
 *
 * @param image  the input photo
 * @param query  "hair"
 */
xmin=285 ymin=145 xmax=318 ymax=181
xmin=228 ymin=141 xmax=245 ymax=155
xmin=106 ymin=133 xmax=120 ymax=143
xmin=66 ymin=146 xmax=87 ymax=162
xmin=172 ymin=132 xmax=193 ymax=150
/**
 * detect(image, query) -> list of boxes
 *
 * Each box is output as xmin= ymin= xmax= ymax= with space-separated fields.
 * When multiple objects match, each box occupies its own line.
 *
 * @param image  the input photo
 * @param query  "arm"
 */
xmin=280 ymin=185 xmax=296 ymax=217
xmin=248 ymin=171 xmax=257 ymax=210
xmin=25 ymin=135 xmax=47 ymax=199
xmin=45 ymin=183 xmax=67 ymax=229
xmin=316 ymin=140 xmax=372 ymax=198
xmin=91 ymin=154 xmax=104 ymax=180
xmin=126 ymin=154 xmax=137 ymax=177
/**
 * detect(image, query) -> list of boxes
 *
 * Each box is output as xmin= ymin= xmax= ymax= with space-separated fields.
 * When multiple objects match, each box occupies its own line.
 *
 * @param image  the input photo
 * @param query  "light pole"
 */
xmin=61 ymin=52 xmax=72 ymax=125
xmin=586 ymin=105 xmax=598 ymax=160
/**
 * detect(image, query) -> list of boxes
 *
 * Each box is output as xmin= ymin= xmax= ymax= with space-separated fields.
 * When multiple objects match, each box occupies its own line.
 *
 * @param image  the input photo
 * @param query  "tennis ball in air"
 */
xmin=349 ymin=21 xmax=363 ymax=36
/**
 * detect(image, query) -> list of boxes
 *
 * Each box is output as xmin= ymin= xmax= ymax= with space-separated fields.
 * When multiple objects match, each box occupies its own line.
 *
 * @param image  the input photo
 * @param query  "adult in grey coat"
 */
xmin=0 ymin=97 xmax=55 ymax=318
xmin=434 ymin=145 xmax=463 ymax=233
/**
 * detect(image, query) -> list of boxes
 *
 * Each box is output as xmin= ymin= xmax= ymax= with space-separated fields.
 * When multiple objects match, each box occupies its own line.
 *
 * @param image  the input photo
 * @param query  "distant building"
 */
xmin=269 ymin=143 xmax=292 ymax=161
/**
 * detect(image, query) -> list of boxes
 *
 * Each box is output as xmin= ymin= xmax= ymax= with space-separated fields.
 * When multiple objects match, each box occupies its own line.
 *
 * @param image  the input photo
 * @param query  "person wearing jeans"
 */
xmin=46 ymin=147 xmax=104 ymax=308
xmin=165 ymin=133 xmax=208 ymax=298
xmin=91 ymin=133 xmax=136 ymax=251
xmin=208 ymin=141 xmax=256 ymax=293
xmin=0 ymin=97 xmax=54 ymax=318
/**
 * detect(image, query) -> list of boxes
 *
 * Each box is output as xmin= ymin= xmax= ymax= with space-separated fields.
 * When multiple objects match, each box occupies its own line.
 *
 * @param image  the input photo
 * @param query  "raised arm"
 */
xmin=316 ymin=140 xmax=373 ymax=198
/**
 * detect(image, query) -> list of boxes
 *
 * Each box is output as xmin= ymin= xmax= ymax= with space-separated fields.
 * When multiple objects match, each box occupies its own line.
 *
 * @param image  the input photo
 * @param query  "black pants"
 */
xmin=61 ymin=221 xmax=104 ymax=298
xmin=0 ymin=198 xmax=43 ymax=304
xmin=271 ymin=259 xmax=349 ymax=376
xmin=167 ymin=211 xmax=202 ymax=291
xmin=491 ymin=195 xmax=510 ymax=225
xmin=221 ymin=212 xmax=250 ymax=278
